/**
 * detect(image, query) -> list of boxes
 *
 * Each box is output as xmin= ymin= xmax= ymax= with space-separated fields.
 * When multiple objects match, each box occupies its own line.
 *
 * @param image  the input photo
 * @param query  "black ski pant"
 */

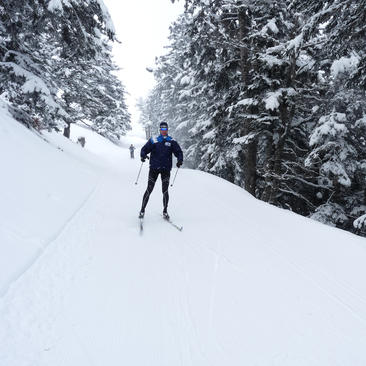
xmin=141 ymin=168 xmax=170 ymax=212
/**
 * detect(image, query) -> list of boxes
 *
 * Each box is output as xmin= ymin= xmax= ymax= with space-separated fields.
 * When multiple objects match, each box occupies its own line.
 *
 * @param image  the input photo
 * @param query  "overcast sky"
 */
xmin=103 ymin=0 xmax=184 ymax=125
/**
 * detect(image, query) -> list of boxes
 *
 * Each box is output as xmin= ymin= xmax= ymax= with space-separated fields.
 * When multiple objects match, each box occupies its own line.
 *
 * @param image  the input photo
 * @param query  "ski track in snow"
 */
xmin=0 ymin=179 xmax=103 ymax=366
xmin=0 ymin=182 xmax=100 ymax=299
xmin=263 ymin=240 xmax=366 ymax=326
xmin=1 ymin=125 xmax=366 ymax=365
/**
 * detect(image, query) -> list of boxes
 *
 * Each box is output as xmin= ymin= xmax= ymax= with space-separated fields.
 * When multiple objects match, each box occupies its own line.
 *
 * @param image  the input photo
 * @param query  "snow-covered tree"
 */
xmin=295 ymin=0 xmax=366 ymax=234
xmin=144 ymin=0 xmax=366 ymax=236
xmin=0 ymin=0 xmax=130 ymax=139
xmin=146 ymin=1 xmax=323 ymax=211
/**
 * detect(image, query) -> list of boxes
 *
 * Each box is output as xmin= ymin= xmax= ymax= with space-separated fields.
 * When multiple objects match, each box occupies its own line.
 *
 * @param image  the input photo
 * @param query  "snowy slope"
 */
xmin=1 ymin=107 xmax=366 ymax=365
xmin=0 ymin=102 xmax=99 ymax=296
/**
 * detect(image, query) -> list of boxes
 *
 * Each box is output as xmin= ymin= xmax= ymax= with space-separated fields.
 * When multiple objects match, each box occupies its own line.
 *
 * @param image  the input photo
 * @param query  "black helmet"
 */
xmin=159 ymin=122 xmax=168 ymax=129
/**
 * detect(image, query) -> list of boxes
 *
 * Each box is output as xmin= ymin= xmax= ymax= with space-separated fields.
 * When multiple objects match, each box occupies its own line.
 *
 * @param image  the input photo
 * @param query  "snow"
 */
xmin=311 ymin=203 xmax=348 ymax=227
xmin=0 ymin=61 xmax=67 ymax=116
xmin=1 ymin=106 xmax=366 ymax=365
xmin=265 ymin=90 xmax=281 ymax=110
xmin=209 ymin=155 xmax=225 ymax=172
xmin=176 ymin=120 xmax=189 ymax=131
xmin=47 ymin=0 xmax=115 ymax=34
xmin=267 ymin=18 xmax=279 ymax=33
xmin=260 ymin=54 xmax=284 ymax=66
xmin=64 ymin=68 xmax=72 ymax=77
xmin=354 ymin=214 xmax=366 ymax=230
xmin=309 ymin=113 xmax=348 ymax=147
xmin=262 ymin=18 xmax=279 ymax=35
xmin=236 ymin=97 xmax=257 ymax=106
xmin=1 ymin=62 xmax=51 ymax=96
xmin=356 ymin=115 xmax=366 ymax=128
xmin=180 ymin=75 xmax=191 ymax=86
xmin=331 ymin=53 xmax=360 ymax=78
xmin=232 ymin=133 xmax=256 ymax=145
xmin=0 ymin=102 xmax=97 ymax=296
xmin=264 ymin=88 xmax=296 ymax=111
xmin=47 ymin=0 xmax=68 ymax=12
xmin=96 ymin=0 xmax=116 ymax=34
xmin=287 ymin=33 xmax=303 ymax=52
xmin=203 ymin=129 xmax=215 ymax=140
xmin=321 ymin=161 xmax=352 ymax=187
xmin=22 ymin=78 xmax=50 ymax=95
xmin=179 ymin=89 xmax=193 ymax=99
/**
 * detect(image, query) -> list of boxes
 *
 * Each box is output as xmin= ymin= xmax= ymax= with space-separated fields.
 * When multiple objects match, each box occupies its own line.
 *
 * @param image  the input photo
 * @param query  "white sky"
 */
xmin=102 ymin=0 xmax=184 ymax=127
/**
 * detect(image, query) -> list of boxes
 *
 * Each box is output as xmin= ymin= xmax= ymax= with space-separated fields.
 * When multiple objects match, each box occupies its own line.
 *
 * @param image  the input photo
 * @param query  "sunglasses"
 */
xmin=160 ymin=127 xmax=168 ymax=131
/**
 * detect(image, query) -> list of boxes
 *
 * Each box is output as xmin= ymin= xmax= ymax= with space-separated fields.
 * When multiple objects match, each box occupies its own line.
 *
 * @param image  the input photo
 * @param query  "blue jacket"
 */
xmin=141 ymin=135 xmax=183 ymax=171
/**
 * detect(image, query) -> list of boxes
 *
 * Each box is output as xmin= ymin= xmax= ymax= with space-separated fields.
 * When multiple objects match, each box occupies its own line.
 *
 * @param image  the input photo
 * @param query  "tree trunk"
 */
xmin=238 ymin=8 xmax=250 ymax=86
xmin=261 ymin=134 xmax=274 ymax=202
xmin=238 ymin=7 xmax=257 ymax=197
xmin=268 ymin=138 xmax=285 ymax=205
xmin=268 ymin=101 xmax=291 ymax=205
xmin=244 ymin=134 xmax=257 ymax=196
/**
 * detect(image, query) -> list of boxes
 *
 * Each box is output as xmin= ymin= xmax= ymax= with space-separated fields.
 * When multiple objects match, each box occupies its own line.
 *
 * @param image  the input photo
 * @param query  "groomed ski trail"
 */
xmin=1 ymin=131 xmax=366 ymax=366
xmin=0 ymin=166 xmax=210 ymax=365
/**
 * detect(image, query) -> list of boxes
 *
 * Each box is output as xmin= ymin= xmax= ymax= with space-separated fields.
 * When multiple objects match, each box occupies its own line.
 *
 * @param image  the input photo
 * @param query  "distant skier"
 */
xmin=139 ymin=122 xmax=183 ymax=219
xmin=129 ymin=144 xmax=135 ymax=159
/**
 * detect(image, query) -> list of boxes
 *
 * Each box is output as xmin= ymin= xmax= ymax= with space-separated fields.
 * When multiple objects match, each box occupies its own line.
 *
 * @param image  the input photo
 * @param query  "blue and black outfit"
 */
xmin=140 ymin=134 xmax=183 ymax=214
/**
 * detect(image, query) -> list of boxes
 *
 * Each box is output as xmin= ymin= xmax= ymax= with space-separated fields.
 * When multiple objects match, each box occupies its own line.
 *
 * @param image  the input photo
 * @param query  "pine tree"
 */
xmin=0 ymin=0 xmax=130 ymax=140
xmin=149 ymin=1 xmax=323 ymax=212
xmin=293 ymin=0 xmax=366 ymax=233
xmin=149 ymin=0 xmax=366 ymax=236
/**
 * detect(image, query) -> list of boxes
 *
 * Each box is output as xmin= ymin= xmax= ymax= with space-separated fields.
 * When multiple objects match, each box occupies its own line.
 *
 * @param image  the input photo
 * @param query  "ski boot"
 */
xmin=138 ymin=211 xmax=145 ymax=219
xmin=163 ymin=211 xmax=170 ymax=220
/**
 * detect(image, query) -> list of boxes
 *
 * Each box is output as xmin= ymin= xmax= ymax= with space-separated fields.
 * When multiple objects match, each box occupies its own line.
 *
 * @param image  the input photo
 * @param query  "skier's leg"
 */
xmin=141 ymin=169 xmax=158 ymax=212
xmin=161 ymin=170 xmax=171 ymax=213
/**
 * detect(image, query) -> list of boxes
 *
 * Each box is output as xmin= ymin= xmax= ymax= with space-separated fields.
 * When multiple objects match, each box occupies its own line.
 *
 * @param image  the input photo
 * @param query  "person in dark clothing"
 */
xmin=139 ymin=122 xmax=183 ymax=219
xmin=129 ymin=144 xmax=135 ymax=158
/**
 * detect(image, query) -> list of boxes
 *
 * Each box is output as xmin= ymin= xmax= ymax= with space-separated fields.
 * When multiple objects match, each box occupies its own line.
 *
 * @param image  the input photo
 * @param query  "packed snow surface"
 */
xmin=1 ymin=106 xmax=366 ymax=365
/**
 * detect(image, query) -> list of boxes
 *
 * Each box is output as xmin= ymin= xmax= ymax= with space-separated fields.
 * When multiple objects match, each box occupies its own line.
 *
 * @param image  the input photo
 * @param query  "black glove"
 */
xmin=176 ymin=161 xmax=183 ymax=168
xmin=141 ymin=155 xmax=149 ymax=162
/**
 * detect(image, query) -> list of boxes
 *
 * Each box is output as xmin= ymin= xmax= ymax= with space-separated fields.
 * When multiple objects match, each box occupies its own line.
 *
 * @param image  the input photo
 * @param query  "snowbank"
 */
xmin=0 ymin=103 xmax=98 ymax=295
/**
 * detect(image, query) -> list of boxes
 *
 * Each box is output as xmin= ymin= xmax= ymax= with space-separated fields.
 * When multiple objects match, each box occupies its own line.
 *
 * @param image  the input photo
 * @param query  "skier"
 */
xmin=139 ymin=122 xmax=183 ymax=219
xmin=129 ymin=144 xmax=135 ymax=159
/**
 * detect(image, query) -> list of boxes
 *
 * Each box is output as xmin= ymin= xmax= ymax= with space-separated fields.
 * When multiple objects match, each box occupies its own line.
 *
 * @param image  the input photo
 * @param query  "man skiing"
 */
xmin=139 ymin=122 xmax=183 ymax=219
xmin=129 ymin=144 xmax=135 ymax=159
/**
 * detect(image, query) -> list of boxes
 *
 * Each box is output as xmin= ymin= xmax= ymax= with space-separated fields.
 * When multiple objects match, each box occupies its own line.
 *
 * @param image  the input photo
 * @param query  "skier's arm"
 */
xmin=141 ymin=138 xmax=153 ymax=160
xmin=172 ymin=141 xmax=183 ymax=165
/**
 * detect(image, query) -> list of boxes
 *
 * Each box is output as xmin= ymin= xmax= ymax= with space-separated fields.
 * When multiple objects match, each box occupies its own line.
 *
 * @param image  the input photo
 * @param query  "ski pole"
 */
xmin=135 ymin=162 xmax=144 ymax=185
xmin=135 ymin=156 xmax=149 ymax=185
xmin=170 ymin=167 xmax=180 ymax=187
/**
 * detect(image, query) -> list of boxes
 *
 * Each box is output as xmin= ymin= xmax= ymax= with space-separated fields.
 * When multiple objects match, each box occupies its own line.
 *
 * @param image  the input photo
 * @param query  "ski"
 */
xmin=139 ymin=217 xmax=144 ymax=234
xmin=138 ymin=211 xmax=145 ymax=234
xmin=162 ymin=215 xmax=183 ymax=231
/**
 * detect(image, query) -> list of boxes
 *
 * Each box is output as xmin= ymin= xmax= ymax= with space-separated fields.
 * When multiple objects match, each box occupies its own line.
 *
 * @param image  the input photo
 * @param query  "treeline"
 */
xmin=0 ymin=0 xmax=130 ymax=141
xmin=139 ymin=0 xmax=366 ymax=236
